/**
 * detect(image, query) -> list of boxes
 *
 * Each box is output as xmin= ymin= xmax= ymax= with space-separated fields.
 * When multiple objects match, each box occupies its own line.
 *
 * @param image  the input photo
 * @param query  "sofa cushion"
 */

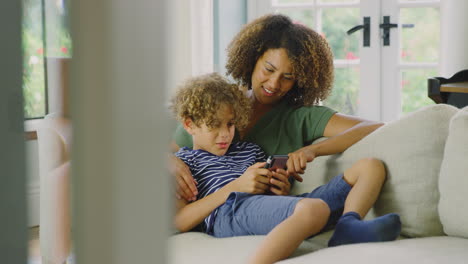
xmin=169 ymin=233 xmax=468 ymax=264
xmin=292 ymin=104 xmax=459 ymax=237
xmin=438 ymin=106 xmax=468 ymax=238
xmin=169 ymin=231 xmax=333 ymax=264
xmin=278 ymin=237 xmax=468 ymax=264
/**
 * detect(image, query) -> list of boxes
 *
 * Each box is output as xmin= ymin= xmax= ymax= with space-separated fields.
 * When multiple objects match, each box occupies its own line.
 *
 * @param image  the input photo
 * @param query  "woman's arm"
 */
xmin=169 ymin=141 xmax=198 ymax=201
xmin=312 ymin=113 xmax=384 ymax=156
xmin=286 ymin=113 xmax=383 ymax=176
xmin=170 ymin=125 xmax=198 ymax=200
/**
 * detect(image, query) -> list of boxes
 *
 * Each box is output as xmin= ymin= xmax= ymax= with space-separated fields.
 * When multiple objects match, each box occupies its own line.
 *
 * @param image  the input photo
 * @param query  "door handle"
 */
xmin=347 ymin=17 xmax=370 ymax=47
xmin=380 ymin=16 xmax=398 ymax=46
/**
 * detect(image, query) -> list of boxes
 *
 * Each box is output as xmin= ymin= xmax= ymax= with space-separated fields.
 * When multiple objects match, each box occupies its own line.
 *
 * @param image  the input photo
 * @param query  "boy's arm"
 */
xmin=174 ymin=182 xmax=237 ymax=232
xmin=175 ymin=162 xmax=271 ymax=232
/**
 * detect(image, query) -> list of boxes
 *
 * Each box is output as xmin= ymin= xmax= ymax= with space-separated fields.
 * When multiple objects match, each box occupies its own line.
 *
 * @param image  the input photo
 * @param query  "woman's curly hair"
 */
xmin=170 ymin=73 xmax=251 ymax=129
xmin=226 ymin=13 xmax=334 ymax=107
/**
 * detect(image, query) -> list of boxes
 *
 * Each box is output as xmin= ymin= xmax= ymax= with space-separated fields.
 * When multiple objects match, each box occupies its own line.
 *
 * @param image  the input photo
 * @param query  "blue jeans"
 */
xmin=211 ymin=174 xmax=351 ymax=238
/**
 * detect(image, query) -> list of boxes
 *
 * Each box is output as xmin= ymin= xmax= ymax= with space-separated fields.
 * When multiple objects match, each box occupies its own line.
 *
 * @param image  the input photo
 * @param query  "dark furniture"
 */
xmin=428 ymin=69 xmax=468 ymax=108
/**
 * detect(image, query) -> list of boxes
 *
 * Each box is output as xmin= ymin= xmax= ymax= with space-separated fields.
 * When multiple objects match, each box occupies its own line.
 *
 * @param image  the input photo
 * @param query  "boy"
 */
xmin=170 ymin=73 xmax=401 ymax=264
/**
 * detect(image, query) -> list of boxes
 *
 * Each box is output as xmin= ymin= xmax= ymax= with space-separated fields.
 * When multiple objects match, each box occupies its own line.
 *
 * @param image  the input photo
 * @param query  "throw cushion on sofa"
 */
xmin=292 ymin=104 xmax=459 ymax=238
xmin=438 ymin=106 xmax=468 ymax=238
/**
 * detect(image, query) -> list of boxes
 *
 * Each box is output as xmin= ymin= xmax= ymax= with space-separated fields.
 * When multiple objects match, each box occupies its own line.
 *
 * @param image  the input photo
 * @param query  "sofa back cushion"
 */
xmin=292 ymin=104 xmax=458 ymax=237
xmin=438 ymin=106 xmax=468 ymax=238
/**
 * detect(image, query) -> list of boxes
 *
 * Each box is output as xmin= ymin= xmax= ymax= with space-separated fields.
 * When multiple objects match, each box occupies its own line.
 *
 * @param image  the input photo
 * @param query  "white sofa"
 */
xmin=169 ymin=104 xmax=468 ymax=264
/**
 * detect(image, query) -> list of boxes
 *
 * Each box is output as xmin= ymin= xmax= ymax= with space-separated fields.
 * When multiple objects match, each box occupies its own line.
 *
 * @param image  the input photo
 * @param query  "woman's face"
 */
xmin=251 ymin=48 xmax=296 ymax=106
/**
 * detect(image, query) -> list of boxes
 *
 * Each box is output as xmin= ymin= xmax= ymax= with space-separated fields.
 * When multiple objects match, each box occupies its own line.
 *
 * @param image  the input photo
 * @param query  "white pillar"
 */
xmin=71 ymin=0 xmax=171 ymax=263
xmin=440 ymin=0 xmax=468 ymax=77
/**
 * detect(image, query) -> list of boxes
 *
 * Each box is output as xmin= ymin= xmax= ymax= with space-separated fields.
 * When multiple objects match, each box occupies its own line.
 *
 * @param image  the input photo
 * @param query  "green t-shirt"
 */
xmin=173 ymin=100 xmax=336 ymax=156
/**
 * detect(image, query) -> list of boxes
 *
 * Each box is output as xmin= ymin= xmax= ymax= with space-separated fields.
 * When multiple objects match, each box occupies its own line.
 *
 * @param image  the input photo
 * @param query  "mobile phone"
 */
xmin=264 ymin=155 xmax=289 ymax=170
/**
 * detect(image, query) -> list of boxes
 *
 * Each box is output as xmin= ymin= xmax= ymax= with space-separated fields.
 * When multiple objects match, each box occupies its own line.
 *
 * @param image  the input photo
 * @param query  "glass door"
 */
xmin=381 ymin=0 xmax=440 ymax=121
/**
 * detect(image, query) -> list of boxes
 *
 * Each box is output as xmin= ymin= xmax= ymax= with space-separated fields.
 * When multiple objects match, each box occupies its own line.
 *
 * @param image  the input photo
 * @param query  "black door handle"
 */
xmin=380 ymin=16 xmax=398 ymax=46
xmin=347 ymin=17 xmax=370 ymax=47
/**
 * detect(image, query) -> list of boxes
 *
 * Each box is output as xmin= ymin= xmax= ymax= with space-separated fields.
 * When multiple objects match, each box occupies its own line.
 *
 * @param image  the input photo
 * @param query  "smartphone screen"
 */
xmin=264 ymin=155 xmax=288 ymax=170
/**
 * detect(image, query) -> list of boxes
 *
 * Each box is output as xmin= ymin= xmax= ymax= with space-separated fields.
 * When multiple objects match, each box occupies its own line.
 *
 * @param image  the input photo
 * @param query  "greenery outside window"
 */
xmin=22 ymin=0 xmax=71 ymax=120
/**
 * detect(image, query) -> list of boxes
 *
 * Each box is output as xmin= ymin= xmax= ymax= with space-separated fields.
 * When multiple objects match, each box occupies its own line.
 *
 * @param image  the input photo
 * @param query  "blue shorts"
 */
xmin=211 ymin=174 xmax=351 ymax=238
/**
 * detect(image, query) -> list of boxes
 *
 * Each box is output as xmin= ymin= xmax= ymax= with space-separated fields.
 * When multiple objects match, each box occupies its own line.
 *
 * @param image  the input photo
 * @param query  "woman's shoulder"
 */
xmin=173 ymin=123 xmax=193 ymax=149
xmin=286 ymin=104 xmax=337 ymax=118
xmin=296 ymin=104 xmax=335 ymax=111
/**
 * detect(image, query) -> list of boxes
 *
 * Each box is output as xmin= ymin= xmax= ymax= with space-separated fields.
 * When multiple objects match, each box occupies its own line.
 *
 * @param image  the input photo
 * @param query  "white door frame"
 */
xmin=358 ymin=0 xmax=382 ymax=121
xmin=380 ymin=0 xmax=400 ymax=122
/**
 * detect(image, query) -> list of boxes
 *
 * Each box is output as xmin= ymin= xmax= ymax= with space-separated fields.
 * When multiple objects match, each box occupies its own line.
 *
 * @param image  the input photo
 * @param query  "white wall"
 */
xmin=167 ymin=0 xmax=194 ymax=97
xmin=191 ymin=0 xmax=214 ymax=77
xmin=213 ymin=0 xmax=247 ymax=75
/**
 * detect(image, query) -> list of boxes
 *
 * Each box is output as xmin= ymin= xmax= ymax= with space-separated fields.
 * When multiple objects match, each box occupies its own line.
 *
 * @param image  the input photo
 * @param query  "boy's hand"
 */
xmin=268 ymin=168 xmax=291 ymax=195
xmin=168 ymin=154 xmax=198 ymax=201
xmin=232 ymin=162 xmax=271 ymax=194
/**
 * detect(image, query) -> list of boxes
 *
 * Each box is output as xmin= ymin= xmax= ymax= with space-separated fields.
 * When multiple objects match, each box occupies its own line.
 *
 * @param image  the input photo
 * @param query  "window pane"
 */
xmin=323 ymin=67 xmax=360 ymax=115
xmin=45 ymin=0 xmax=72 ymax=57
xmin=322 ymin=8 xmax=360 ymax=60
xmin=276 ymin=9 xmax=315 ymax=28
xmin=23 ymin=0 xmax=46 ymax=118
xmin=401 ymin=69 xmax=437 ymax=114
xmin=400 ymin=7 xmax=439 ymax=63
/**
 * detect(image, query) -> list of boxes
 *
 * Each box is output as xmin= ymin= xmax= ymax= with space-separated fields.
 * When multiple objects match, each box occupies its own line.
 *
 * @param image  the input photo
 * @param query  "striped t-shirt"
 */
xmin=175 ymin=141 xmax=267 ymax=233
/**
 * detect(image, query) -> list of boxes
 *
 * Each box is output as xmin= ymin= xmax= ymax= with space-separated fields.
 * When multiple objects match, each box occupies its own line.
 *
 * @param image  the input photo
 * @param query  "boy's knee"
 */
xmin=357 ymin=158 xmax=385 ymax=176
xmin=345 ymin=158 xmax=386 ymax=185
xmin=357 ymin=157 xmax=383 ymax=168
xmin=360 ymin=158 xmax=386 ymax=180
xmin=294 ymin=198 xmax=330 ymax=224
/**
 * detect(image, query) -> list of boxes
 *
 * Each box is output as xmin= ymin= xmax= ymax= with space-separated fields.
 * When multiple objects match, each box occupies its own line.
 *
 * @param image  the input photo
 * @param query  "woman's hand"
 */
xmin=231 ymin=162 xmax=272 ymax=194
xmin=168 ymin=154 xmax=198 ymax=201
xmin=287 ymin=146 xmax=317 ymax=182
xmin=269 ymin=168 xmax=291 ymax=195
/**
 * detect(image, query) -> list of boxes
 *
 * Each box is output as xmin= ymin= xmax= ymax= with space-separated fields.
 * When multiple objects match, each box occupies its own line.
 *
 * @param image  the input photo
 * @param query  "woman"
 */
xmin=171 ymin=14 xmax=383 ymax=202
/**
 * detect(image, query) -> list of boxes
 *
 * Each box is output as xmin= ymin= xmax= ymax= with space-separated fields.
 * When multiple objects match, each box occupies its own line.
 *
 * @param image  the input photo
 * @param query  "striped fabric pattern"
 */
xmin=175 ymin=141 xmax=266 ymax=232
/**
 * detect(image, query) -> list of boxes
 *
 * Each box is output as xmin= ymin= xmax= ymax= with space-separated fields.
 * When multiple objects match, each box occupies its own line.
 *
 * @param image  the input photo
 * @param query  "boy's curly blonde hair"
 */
xmin=226 ymin=13 xmax=334 ymax=107
xmin=170 ymin=73 xmax=251 ymax=129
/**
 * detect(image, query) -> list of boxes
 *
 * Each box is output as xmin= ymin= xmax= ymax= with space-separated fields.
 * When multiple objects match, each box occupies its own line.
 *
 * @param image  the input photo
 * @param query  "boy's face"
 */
xmin=184 ymin=104 xmax=236 ymax=156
